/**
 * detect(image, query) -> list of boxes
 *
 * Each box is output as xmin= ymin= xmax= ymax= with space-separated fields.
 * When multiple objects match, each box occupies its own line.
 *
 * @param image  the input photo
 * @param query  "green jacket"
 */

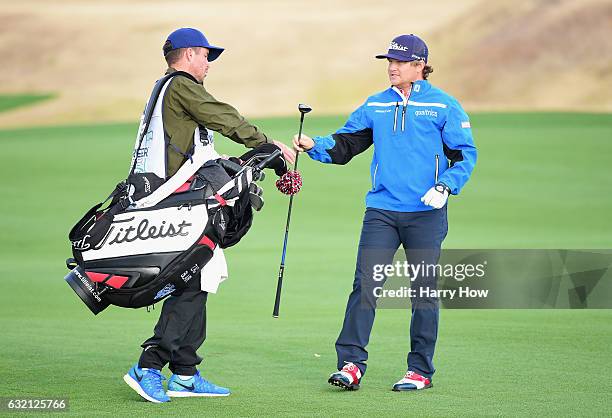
xmin=162 ymin=68 xmax=271 ymax=176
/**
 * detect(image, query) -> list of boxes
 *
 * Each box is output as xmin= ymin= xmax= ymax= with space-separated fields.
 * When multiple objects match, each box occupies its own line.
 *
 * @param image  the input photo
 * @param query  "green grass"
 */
xmin=0 ymin=113 xmax=611 ymax=416
xmin=0 ymin=94 xmax=55 ymax=114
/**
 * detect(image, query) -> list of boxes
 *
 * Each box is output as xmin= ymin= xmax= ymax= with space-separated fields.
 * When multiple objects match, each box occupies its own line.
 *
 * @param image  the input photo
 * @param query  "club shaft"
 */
xmin=273 ymin=112 xmax=306 ymax=318
xmin=294 ymin=113 xmax=305 ymax=171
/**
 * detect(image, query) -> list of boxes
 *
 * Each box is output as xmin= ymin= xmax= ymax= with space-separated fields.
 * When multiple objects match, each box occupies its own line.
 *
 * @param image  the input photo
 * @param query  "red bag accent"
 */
xmin=214 ymin=193 xmax=227 ymax=206
xmin=105 ymin=275 xmax=129 ymax=289
xmin=86 ymin=271 xmax=110 ymax=283
xmin=174 ymin=175 xmax=195 ymax=194
xmin=198 ymin=235 xmax=216 ymax=250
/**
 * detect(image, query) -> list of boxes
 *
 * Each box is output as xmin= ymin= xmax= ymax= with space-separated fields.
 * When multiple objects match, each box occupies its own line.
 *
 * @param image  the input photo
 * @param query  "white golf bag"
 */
xmin=64 ymin=71 xmax=285 ymax=314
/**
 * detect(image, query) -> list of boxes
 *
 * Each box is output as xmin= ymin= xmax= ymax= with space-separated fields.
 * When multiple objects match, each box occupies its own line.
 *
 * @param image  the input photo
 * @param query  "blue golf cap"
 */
xmin=163 ymin=28 xmax=225 ymax=61
xmin=375 ymin=34 xmax=428 ymax=63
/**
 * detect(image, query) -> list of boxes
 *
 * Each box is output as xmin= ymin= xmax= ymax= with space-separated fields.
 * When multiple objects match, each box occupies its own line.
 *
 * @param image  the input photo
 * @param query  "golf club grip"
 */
xmin=254 ymin=149 xmax=282 ymax=171
xmin=273 ymin=265 xmax=284 ymax=317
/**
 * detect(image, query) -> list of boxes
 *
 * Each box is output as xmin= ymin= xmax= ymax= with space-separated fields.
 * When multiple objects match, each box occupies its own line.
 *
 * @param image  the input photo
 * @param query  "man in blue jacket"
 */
xmin=293 ymin=34 xmax=476 ymax=391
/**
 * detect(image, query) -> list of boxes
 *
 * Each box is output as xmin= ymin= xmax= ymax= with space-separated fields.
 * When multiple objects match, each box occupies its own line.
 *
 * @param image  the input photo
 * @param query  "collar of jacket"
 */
xmin=389 ymin=79 xmax=430 ymax=102
xmin=165 ymin=67 xmax=202 ymax=85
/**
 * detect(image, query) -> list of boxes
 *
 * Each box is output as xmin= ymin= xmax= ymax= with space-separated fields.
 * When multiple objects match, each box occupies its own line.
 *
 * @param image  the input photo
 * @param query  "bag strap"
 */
xmin=129 ymin=71 xmax=194 ymax=176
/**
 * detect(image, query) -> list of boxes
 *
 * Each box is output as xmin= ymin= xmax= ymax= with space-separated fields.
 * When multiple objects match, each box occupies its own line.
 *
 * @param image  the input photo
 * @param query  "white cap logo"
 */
xmin=389 ymin=41 xmax=408 ymax=52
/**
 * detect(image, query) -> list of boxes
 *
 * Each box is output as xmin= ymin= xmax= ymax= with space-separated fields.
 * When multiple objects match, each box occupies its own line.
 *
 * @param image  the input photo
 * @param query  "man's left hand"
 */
xmin=421 ymin=185 xmax=449 ymax=209
xmin=273 ymin=140 xmax=296 ymax=165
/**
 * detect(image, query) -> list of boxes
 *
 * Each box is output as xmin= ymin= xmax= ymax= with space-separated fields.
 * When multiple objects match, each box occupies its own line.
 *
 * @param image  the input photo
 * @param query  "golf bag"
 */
xmin=64 ymin=71 xmax=286 ymax=315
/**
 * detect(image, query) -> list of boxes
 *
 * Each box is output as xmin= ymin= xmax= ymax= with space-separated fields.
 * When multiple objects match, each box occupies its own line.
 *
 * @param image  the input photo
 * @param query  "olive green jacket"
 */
xmin=162 ymin=67 xmax=271 ymax=176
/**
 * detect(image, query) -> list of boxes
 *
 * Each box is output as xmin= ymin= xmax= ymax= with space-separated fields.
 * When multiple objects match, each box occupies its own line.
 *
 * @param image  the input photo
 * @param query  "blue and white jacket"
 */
xmin=307 ymin=80 xmax=477 ymax=212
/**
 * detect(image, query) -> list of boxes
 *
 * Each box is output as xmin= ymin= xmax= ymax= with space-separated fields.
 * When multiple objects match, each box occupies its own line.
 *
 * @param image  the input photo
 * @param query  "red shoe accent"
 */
xmin=405 ymin=371 xmax=430 ymax=385
xmin=341 ymin=363 xmax=362 ymax=383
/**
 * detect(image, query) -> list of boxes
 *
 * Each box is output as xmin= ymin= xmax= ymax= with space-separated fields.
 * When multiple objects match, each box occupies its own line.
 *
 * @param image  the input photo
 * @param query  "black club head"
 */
xmin=298 ymin=104 xmax=312 ymax=114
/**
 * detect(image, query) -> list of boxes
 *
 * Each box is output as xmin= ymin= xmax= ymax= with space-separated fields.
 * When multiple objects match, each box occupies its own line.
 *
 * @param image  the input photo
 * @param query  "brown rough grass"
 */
xmin=0 ymin=0 xmax=609 ymax=128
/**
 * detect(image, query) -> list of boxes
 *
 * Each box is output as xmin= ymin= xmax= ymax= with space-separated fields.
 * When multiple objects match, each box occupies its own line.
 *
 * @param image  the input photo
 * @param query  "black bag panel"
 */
xmin=189 ymin=158 xmax=253 ymax=248
xmin=103 ymin=240 xmax=214 ymax=309
xmin=217 ymin=158 xmax=243 ymax=177
xmin=206 ymin=205 xmax=229 ymax=244
xmin=69 ymin=181 xmax=132 ymax=261
xmin=69 ymin=202 xmax=103 ymax=250
xmin=127 ymin=172 xmax=165 ymax=201
xmin=69 ymin=205 xmax=117 ymax=264
xmin=216 ymin=186 xmax=254 ymax=249
xmin=193 ymin=160 xmax=234 ymax=193
xmin=83 ymin=253 xmax=175 ymax=288
xmin=64 ymin=266 xmax=111 ymax=315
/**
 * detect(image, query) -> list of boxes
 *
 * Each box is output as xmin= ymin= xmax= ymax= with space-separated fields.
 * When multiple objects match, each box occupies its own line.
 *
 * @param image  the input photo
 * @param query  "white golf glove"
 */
xmin=421 ymin=184 xmax=450 ymax=209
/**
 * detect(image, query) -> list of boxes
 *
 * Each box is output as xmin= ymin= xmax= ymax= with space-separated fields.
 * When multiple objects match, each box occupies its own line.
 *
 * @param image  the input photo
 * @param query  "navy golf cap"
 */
xmin=375 ymin=34 xmax=428 ymax=63
xmin=163 ymin=28 xmax=225 ymax=61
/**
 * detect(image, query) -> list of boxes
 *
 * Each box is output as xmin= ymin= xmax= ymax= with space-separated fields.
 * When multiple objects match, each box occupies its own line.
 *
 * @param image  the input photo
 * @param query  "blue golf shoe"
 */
xmin=167 ymin=370 xmax=230 ymax=397
xmin=123 ymin=364 xmax=170 ymax=403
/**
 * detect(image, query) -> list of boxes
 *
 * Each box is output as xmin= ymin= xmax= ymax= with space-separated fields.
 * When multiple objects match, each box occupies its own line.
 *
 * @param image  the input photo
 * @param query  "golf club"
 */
xmin=273 ymin=103 xmax=312 ymax=318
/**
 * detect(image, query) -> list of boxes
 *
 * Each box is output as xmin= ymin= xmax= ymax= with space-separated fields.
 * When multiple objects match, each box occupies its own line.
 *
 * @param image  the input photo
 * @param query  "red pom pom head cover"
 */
xmin=276 ymin=170 xmax=302 ymax=195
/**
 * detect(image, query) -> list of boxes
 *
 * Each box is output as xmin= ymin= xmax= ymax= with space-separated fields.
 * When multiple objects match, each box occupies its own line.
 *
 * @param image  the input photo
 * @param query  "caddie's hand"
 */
xmin=293 ymin=133 xmax=314 ymax=152
xmin=273 ymin=140 xmax=296 ymax=165
xmin=421 ymin=184 xmax=450 ymax=209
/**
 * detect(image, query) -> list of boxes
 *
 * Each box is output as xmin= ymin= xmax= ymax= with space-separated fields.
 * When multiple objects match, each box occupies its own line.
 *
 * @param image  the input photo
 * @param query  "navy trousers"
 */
xmin=335 ymin=206 xmax=448 ymax=378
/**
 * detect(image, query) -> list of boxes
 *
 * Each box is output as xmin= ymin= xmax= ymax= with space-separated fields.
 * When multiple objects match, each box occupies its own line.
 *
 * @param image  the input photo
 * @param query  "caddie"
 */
xmin=123 ymin=27 xmax=295 ymax=403
xmin=294 ymin=34 xmax=477 ymax=391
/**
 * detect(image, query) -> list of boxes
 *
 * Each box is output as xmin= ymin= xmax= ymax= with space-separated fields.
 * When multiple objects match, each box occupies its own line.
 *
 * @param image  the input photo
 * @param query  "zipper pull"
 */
xmin=402 ymin=104 xmax=407 ymax=131
xmin=435 ymin=154 xmax=439 ymax=183
xmin=393 ymin=102 xmax=399 ymax=132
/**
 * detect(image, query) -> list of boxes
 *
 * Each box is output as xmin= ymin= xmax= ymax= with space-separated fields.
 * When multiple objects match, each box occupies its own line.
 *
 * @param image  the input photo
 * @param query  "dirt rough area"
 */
xmin=0 ymin=0 xmax=609 ymax=128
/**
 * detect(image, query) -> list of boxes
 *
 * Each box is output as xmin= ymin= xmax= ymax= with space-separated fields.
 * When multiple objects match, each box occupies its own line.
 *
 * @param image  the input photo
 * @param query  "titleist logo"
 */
xmin=96 ymin=217 xmax=192 ymax=248
xmin=72 ymin=235 xmax=93 ymax=251
xmin=389 ymin=41 xmax=408 ymax=51
xmin=72 ymin=217 xmax=193 ymax=251
xmin=143 ymin=177 xmax=151 ymax=193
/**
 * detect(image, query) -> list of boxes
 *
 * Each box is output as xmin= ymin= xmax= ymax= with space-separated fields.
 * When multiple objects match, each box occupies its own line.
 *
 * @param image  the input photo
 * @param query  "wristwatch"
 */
xmin=434 ymin=182 xmax=451 ymax=194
